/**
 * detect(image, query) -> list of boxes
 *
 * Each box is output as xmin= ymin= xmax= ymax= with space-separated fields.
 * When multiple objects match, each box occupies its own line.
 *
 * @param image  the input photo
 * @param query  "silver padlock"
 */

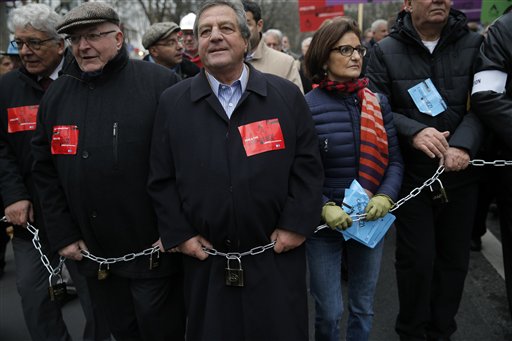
xmin=225 ymin=256 xmax=244 ymax=287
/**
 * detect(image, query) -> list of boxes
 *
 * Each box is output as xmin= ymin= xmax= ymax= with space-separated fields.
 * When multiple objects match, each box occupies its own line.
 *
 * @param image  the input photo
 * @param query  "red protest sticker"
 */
xmin=7 ymin=105 xmax=38 ymax=133
xmin=51 ymin=125 xmax=79 ymax=155
xmin=238 ymin=118 xmax=285 ymax=157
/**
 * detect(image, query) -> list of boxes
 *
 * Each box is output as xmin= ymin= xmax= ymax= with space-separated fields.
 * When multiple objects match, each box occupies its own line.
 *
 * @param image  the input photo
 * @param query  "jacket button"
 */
xmin=82 ymin=151 xmax=89 ymax=159
xmin=91 ymin=211 xmax=97 ymax=218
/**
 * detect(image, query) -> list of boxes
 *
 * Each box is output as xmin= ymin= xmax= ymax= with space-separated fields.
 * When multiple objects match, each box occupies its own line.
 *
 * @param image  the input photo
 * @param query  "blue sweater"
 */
xmin=305 ymin=87 xmax=403 ymax=205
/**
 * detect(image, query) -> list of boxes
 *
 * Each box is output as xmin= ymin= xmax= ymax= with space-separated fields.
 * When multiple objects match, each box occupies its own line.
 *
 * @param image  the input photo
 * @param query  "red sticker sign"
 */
xmin=238 ymin=118 xmax=285 ymax=157
xmin=7 ymin=105 xmax=38 ymax=133
xmin=51 ymin=125 xmax=79 ymax=155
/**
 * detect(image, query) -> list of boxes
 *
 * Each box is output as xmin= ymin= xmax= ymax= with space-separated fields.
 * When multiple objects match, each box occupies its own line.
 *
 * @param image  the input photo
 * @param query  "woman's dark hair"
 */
xmin=304 ymin=17 xmax=361 ymax=83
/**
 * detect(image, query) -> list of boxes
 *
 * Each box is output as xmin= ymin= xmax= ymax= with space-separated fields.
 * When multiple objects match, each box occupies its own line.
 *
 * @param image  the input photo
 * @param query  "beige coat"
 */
xmin=248 ymin=38 xmax=303 ymax=93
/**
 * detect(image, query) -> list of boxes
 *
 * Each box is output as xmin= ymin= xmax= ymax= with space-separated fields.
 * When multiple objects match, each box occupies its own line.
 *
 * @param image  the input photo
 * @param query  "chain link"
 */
xmin=470 ymin=159 xmax=512 ymax=167
xmin=0 ymin=217 xmax=66 ymax=278
xmin=81 ymin=246 xmax=159 ymax=265
xmin=202 ymin=241 xmax=276 ymax=259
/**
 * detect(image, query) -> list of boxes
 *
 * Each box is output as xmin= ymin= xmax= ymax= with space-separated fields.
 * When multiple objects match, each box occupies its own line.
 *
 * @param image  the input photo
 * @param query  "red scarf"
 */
xmin=318 ymin=77 xmax=389 ymax=194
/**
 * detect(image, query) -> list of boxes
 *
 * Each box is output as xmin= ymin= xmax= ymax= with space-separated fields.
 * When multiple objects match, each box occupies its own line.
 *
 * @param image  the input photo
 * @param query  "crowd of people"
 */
xmin=0 ymin=0 xmax=511 ymax=340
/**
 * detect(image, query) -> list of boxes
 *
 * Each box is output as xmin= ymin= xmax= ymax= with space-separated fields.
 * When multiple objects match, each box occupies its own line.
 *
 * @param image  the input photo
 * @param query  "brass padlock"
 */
xmin=225 ymin=256 xmax=244 ymax=287
xmin=97 ymin=263 xmax=109 ymax=280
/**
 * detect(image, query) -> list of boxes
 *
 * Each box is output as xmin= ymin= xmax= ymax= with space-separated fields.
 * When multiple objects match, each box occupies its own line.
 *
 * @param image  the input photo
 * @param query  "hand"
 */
xmin=271 ymin=228 xmax=306 ymax=254
xmin=442 ymin=147 xmax=470 ymax=172
xmin=321 ymin=202 xmax=352 ymax=230
xmin=365 ymin=194 xmax=393 ymax=221
xmin=4 ymin=200 xmax=33 ymax=227
xmin=175 ymin=235 xmax=212 ymax=260
xmin=152 ymin=238 xmax=165 ymax=252
xmin=412 ymin=128 xmax=450 ymax=159
xmin=59 ymin=240 xmax=88 ymax=261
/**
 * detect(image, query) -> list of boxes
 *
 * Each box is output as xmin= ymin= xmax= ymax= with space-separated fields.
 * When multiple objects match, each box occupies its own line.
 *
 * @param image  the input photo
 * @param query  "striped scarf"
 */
xmin=318 ymin=77 xmax=389 ymax=194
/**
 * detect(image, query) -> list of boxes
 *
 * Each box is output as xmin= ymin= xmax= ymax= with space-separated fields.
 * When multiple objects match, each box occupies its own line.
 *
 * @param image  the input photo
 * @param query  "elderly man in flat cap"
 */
xmin=0 ymin=3 xmax=111 ymax=340
xmin=142 ymin=21 xmax=200 ymax=80
xmin=31 ymin=2 xmax=185 ymax=340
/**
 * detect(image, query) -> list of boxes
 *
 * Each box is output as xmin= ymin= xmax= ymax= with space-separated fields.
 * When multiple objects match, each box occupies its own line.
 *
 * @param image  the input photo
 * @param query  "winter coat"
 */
xmin=305 ymin=88 xmax=403 ymax=205
xmin=367 ymin=8 xmax=484 ymax=188
xmin=148 ymin=64 xmax=324 ymax=340
xmin=31 ymin=47 xmax=181 ymax=278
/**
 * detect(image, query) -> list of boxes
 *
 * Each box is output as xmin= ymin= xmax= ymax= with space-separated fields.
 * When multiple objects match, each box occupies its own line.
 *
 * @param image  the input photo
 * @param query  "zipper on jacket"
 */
xmin=113 ymin=122 xmax=119 ymax=170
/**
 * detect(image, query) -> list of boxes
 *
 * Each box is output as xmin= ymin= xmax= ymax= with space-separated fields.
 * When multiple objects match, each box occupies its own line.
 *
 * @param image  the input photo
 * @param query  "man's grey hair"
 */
xmin=263 ymin=28 xmax=283 ymax=44
xmin=371 ymin=19 xmax=388 ymax=33
xmin=8 ymin=3 xmax=63 ymax=40
xmin=194 ymin=0 xmax=251 ymax=43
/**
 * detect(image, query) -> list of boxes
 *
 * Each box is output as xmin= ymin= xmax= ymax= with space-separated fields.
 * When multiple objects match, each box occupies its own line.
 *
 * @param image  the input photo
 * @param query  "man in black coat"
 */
xmin=367 ymin=0 xmax=483 ymax=339
xmin=471 ymin=11 xmax=512 ymax=318
xmin=0 ymin=4 xmax=111 ymax=340
xmin=148 ymin=1 xmax=323 ymax=340
xmin=31 ymin=2 xmax=185 ymax=340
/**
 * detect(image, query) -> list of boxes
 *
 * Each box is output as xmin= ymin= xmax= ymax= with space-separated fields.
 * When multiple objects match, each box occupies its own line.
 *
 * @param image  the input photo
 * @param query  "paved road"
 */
xmin=1 ymin=214 xmax=511 ymax=340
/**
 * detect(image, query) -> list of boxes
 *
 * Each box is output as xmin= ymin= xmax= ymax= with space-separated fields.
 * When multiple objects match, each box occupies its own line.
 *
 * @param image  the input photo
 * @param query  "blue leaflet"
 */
xmin=407 ymin=78 xmax=447 ymax=117
xmin=336 ymin=180 xmax=395 ymax=249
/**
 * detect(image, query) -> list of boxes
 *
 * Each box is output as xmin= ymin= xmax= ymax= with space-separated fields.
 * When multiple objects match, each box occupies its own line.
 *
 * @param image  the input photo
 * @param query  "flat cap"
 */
xmin=56 ymin=2 xmax=119 ymax=34
xmin=142 ymin=22 xmax=180 ymax=49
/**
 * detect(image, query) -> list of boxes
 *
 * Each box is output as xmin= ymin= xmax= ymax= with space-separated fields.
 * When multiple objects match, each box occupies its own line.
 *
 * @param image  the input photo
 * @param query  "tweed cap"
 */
xmin=56 ymin=2 xmax=120 ymax=34
xmin=142 ymin=22 xmax=180 ymax=49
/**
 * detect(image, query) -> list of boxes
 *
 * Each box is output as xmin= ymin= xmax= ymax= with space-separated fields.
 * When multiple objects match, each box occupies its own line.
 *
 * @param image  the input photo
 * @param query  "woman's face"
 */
xmin=326 ymin=32 xmax=363 ymax=83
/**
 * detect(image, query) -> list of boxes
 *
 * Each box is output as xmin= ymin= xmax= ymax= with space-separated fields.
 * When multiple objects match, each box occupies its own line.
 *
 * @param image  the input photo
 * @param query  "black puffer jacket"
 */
xmin=367 ymin=8 xmax=484 ymax=188
xmin=31 ymin=47 xmax=181 ymax=278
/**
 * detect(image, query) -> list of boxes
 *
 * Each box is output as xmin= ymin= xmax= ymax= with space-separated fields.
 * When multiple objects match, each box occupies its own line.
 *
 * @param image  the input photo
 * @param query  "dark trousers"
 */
xmin=472 ymin=167 xmax=496 ymax=240
xmin=394 ymin=182 xmax=478 ymax=340
xmin=12 ymin=236 xmax=111 ymax=341
xmin=496 ymin=164 xmax=512 ymax=318
xmin=86 ymin=272 xmax=186 ymax=341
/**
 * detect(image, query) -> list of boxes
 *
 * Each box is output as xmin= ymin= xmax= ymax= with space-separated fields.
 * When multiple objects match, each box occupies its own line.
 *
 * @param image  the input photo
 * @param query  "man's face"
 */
xmin=264 ymin=34 xmax=281 ymax=51
xmin=0 ymin=56 xmax=13 ymax=75
xmin=282 ymin=36 xmax=290 ymax=50
xmin=150 ymin=31 xmax=183 ymax=68
xmin=373 ymin=23 xmax=389 ymax=42
xmin=197 ymin=4 xmax=248 ymax=77
xmin=245 ymin=11 xmax=263 ymax=51
xmin=408 ymin=0 xmax=451 ymax=28
xmin=68 ymin=22 xmax=122 ymax=73
xmin=181 ymin=30 xmax=198 ymax=57
xmin=14 ymin=26 xmax=64 ymax=77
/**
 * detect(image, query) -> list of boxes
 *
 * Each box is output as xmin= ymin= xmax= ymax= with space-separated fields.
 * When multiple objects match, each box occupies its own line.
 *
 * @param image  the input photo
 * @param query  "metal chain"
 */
xmin=80 ymin=246 xmax=160 ymax=265
xmin=202 ymin=241 xmax=276 ymax=259
xmin=1 ymin=216 xmax=66 ymax=278
xmin=315 ymin=159 xmax=512 ymax=233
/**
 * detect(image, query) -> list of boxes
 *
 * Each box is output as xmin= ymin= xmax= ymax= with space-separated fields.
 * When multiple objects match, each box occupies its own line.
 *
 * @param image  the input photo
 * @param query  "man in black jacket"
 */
xmin=0 ymin=3 xmax=110 ymax=340
xmin=471 ymin=12 xmax=512 ymax=318
xmin=31 ymin=2 xmax=185 ymax=340
xmin=142 ymin=21 xmax=200 ymax=80
xmin=367 ymin=0 xmax=483 ymax=339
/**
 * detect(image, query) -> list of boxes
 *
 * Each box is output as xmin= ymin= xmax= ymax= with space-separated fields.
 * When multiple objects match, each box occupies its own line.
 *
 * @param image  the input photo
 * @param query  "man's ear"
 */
xmin=256 ymin=19 xmax=263 ymax=34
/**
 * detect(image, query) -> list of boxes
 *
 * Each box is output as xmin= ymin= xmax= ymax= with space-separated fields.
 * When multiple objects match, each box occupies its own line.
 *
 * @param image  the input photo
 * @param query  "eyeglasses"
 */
xmin=154 ymin=38 xmax=184 ymax=48
xmin=65 ymin=30 xmax=117 ymax=45
xmin=11 ymin=37 xmax=55 ymax=51
xmin=331 ymin=45 xmax=367 ymax=57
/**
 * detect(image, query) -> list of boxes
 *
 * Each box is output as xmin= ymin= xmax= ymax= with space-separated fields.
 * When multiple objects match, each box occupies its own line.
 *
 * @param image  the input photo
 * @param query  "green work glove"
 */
xmin=365 ymin=194 xmax=394 ymax=221
xmin=321 ymin=202 xmax=353 ymax=230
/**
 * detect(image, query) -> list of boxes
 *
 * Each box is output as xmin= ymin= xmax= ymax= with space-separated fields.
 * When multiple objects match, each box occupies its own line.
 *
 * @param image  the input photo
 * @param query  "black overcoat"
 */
xmin=148 ymin=64 xmax=324 ymax=340
xmin=31 ymin=48 xmax=181 ymax=278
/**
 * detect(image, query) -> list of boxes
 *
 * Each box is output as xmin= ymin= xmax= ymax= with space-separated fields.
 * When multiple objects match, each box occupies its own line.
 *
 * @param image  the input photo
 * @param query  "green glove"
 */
xmin=321 ymin=202 xmax=353 ymax=230
xmin=365 ymin=194 xmax=394 ymax=221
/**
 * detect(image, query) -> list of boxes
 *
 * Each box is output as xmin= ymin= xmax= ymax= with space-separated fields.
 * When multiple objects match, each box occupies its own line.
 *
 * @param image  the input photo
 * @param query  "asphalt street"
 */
xmin=1 ymin=213 xmax=511 ymax=340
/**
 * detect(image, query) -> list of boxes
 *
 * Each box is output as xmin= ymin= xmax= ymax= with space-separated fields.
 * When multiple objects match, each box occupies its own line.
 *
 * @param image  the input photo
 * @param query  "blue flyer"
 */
xmin=336 ymin=180 xmax=395 ymax=249
xmin=407 ymin=78 xmax=447 ymax=117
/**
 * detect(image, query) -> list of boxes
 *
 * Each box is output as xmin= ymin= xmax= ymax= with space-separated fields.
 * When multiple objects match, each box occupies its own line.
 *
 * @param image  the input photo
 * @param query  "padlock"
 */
xmin=48 ymin=275 xmax=67 ymax=301
xmin=149 ymin=250 xmax=160 ymax=270
xmin=225 ymin=256 xmax=244 ymax=287
xmin=97 ymin=262 xmax=109 ymax=280
xmin=431 ymin=178 xmax=449 ymax=204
